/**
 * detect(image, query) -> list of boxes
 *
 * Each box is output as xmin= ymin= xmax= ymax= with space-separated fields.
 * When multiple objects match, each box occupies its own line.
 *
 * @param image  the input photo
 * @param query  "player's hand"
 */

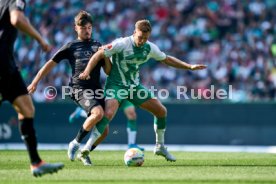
xmin=79 ymin=71 xmax=90 ymax=80
xmin=40 ymin=40 xmax=52 ymax=52
xmin=190 ymin=64 xmax=207 ymax=70
xmin=27 ymin=82 xmax=37 ymax=94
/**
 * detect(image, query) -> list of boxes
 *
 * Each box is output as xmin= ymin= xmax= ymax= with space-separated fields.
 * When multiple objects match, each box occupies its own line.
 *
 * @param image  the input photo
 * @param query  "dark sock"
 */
xmin=90 ymin=145 xmax=97 ymax=152
xmin=75 ymin=126 xmax=89 ymax=143
xmin=19 ymin=118 xmax=41 ymax=165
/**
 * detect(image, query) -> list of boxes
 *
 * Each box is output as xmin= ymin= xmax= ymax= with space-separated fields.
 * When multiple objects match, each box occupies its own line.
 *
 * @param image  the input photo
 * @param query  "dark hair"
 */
xmin=135 ymin=19 xmax=152 ymax=33
xmin=74 ymin=10 xmax=93 ymax=26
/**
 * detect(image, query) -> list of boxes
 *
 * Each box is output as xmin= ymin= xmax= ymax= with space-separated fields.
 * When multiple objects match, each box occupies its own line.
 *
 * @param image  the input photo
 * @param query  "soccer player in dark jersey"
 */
xmin=0 ymin=0 xmax=63 ymax=177
xmin=28 ymin=10 xmax=111 ymax=166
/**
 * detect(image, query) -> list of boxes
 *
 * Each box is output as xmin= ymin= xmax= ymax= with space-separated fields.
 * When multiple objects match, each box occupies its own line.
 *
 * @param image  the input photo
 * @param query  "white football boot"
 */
xmin=154 ymin=144 xmax=176 ymax=162
xmin=77 ymin=149 xmax=92 ymax=166
xmin=68 ymin=140 xmax=80 ymax=161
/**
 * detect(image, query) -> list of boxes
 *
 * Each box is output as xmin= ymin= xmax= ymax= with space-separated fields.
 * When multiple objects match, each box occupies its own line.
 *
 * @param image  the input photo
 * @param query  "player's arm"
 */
xmin=102 ymin=57 xmax=112 ymax=75
xmin=79 ymin=49 xmax=105 ymax=80
xmin=9 ymin=10 xmax=51 ymax=52
xmin=160 ymin=56 xmax=207 ymax=70
xmin=27 ymin=60 xmax=57 ymax=94
xmin=28 ymin=43 xmax=69 ymax=93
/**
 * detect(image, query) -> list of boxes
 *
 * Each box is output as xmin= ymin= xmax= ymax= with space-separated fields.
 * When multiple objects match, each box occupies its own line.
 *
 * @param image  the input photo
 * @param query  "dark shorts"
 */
xmin=70 ymin=88 xmax=105 ymax=116
xmin=0 ymin=70 xmax=28 ymax=105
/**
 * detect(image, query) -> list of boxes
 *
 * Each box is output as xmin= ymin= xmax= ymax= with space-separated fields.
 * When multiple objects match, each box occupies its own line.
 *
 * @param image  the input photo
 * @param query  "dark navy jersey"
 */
xmin=51 ymin=39 xmax=104 ymax=89
xmin=0 ymin=0 xmax=26 ymax=75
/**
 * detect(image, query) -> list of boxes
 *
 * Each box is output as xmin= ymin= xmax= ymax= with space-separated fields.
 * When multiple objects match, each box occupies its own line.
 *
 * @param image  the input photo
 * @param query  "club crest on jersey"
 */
xmin=91 ymin=46 xmax=98 ymax=52
xmin=143 ymin=51 xmax=148 ymax=57
xmin=84 ymin=51 xmax=92 ymax=57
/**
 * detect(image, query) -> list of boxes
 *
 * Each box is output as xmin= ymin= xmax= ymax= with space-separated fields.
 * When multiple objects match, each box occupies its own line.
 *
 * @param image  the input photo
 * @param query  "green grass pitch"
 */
xmin=1 ymin=150 xmax=276 ymax=184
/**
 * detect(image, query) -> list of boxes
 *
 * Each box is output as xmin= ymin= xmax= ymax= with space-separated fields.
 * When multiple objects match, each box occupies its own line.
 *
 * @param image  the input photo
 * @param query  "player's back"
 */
xmin=0 ymin=0 xmax=26 ymax=75
xmin=0 ymin=0 xmax=22 ymax=46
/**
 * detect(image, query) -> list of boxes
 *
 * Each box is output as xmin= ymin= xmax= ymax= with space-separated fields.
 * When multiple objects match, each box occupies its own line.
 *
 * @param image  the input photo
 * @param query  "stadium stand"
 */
xmin=15 ymin=0 xmax=276 ymax=102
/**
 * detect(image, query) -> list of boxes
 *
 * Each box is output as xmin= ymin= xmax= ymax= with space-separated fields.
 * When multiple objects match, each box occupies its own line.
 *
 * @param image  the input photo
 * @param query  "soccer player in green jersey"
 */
xmin=79 ymin=19 xmax=207 ymax=162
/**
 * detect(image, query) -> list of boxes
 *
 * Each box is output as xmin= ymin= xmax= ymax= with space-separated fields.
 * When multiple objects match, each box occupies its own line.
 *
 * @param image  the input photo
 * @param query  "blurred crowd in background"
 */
xmin=15 ymin=0 xmax=276 ymax=102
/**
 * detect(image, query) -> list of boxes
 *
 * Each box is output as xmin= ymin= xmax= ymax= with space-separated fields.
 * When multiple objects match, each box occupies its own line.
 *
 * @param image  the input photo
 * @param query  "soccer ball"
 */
xmin=124 ymin=148 xmax=144 ymax=166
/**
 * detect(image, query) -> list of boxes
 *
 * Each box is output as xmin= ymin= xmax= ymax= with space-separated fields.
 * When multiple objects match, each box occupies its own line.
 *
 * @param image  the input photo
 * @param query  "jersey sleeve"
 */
xmin=9 ymin=0 xmax=26 ymax=12
xmin=51 ymin=43 xmax=70 ymax=63
xmin=103 ymin=38 xmax=124 ymax=58
xmin=149 ymin=42 xmax=167 ymax=61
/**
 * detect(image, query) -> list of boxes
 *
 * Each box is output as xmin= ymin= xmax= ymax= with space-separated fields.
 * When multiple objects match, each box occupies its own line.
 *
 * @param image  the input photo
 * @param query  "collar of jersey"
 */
xmin=130 ymin=35 xmax=146 ymax=49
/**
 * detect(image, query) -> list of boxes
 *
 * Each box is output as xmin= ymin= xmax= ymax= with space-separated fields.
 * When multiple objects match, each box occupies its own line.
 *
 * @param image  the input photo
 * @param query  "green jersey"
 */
xmin=104 ymin=36 xmax=166 ymax=87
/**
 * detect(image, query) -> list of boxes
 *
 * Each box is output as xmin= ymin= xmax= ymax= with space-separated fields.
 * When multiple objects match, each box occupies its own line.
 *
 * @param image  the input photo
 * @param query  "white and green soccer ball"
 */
xmin=124 ymin=148 xmax=144 ymax=167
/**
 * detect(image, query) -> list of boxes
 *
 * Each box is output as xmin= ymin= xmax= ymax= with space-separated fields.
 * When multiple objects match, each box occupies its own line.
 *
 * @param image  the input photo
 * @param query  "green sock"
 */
xmin=127 ymin=120 xmax=137 ymax=145
xmin=127 ymin=120 xmax=137 ymax=131
xmin=96 ymin=116 xmax=110 ymax=134
xmin=154 ymin=116 xmax=166 ymax=145
xmin=154 ymin=116 xmax=166 ymax=129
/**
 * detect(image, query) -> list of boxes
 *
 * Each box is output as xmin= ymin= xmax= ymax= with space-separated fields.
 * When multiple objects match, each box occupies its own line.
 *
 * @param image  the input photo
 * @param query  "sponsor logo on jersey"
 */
xmin=84 ymin=51 xmax=92 ymax=57
xmin=125 ymin=51 xmax=134 ymax=56
xmin=92 ymin=45 xmax=99 ymax=52
xmin=121 ymin=60 xmax=147 ymax=65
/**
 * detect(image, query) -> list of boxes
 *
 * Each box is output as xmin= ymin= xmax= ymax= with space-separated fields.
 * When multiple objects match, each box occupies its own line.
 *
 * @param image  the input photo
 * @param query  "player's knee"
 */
xmin=157 ymin=105 xmax=167 ymax=117
xmin=90 ymin=106 xmax=104 ymax=122
xmin=105 ymin=109 xmax=115 ymax=120
xmin=93 ymin=110 xmax=104 ymax=122
xmin=127 ymin=112 xmax=137 ymax=120
xmin=22 ymin=104 xmax=35 ymax=118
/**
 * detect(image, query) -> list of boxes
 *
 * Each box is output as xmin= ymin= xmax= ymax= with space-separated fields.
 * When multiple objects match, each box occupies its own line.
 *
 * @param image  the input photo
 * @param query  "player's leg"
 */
xmin=76 ymin=125 xmax=109 ymax=166
xmin=139 ymin=98 xmax=167 ymax=144
xmin=79 ymin=125 xmax=109 ymax=154
xmin=69 ymin=107 xmax=87 ymax=123
xmin=80 ymin=99 xmax=119 ymax=151
xmin=68 ymin=87 xmax=108 ymax=161
xmin=76 ymin=84 xmax=125 ymax=165
xmin=130 ymin=84 xmax=175 ymax=161
xmin=95 ymin=83 xmax=127 ymax=128
xmin=125 ymin=106 xmax=137 ymax=147
xmin=122 ymin=101 xmax=144 ymax=151
xmin=68 ymin=104 xmax=104 ymax=161
xmin=9 ymin=71 xmax=63 ymax=176
xmin=13 ymin=95 xmax=64 ymax=175
xmin=74 ymin=83 xmax=123 ymax=165
xmin=139 ymin=98 xmax=176 ymax=161
xmin=13 ymin=95 xmax=40 ymax=164
xmin=76 ymin=99 xmax=119 ymax=166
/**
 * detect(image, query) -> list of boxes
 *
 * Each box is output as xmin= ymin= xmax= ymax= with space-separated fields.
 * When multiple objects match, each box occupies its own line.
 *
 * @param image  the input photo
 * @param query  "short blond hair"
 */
xmin=74 ymin=10 xmax=93 ymax=26
xmin=135 ymin=19 xmax=152 ymax=33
